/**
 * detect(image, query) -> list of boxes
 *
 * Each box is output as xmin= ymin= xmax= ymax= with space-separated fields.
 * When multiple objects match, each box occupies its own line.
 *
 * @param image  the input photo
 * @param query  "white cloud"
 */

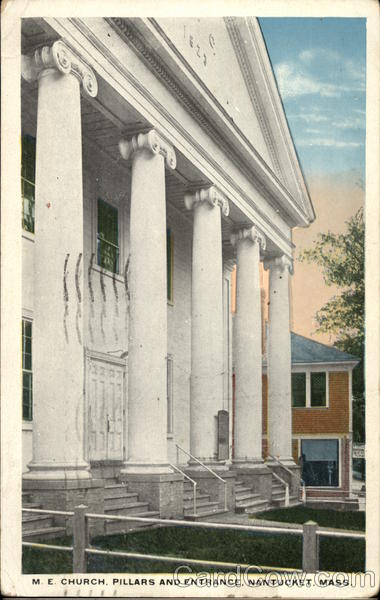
xmin=297 ymin=138 xmax=363 ymax=149
xmin=274 ymin=63 xmax=341 ymax=99
xmin=299 ymin=48 xmax=340 ymax=64
xmin=332 ymin=117 xmax=365 ymax=130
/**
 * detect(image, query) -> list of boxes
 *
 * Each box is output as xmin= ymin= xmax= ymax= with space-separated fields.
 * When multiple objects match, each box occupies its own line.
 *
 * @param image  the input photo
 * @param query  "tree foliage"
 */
xmin=300 ymin=207 xmax=365 ymax=441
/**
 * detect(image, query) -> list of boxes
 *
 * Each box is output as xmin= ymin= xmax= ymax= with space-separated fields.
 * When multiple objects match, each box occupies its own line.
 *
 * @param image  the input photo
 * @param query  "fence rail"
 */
xmin=22 ymin=506 xmax=365 ymax=574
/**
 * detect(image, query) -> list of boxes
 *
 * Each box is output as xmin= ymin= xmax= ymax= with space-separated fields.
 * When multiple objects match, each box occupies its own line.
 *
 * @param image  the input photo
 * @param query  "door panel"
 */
xmin=87 ymin=354 xmax=125 ymax=462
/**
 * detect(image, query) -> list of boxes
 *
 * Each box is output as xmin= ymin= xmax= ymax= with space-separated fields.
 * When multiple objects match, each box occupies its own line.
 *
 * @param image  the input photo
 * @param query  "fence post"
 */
xmin=73 ymin=505 xmax=88 ymax=573
xmin=302 ymin=520 xmax=319 ymax=572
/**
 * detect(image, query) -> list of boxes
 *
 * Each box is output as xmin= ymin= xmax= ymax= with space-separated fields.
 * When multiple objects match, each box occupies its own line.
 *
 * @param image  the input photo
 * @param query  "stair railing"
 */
xmin=169 ymin=463 xmax=197 ymax=516
xmin=267 ymin=454 xmax=307 ymax=505
xmin=271 ymin=470 xmax=290 ymax=507
xmin=176 ymin=444 xmax=228 ymax=512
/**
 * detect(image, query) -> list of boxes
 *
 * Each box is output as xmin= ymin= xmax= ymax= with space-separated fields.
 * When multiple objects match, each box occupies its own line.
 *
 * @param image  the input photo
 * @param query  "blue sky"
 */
xmin=259 ymin=18 xmax=366 ymax=180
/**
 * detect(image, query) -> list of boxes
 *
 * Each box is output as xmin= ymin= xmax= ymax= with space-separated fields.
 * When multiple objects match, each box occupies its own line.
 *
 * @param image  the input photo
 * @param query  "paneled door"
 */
xmin=86 ymin=352 xmax=126 ymax=462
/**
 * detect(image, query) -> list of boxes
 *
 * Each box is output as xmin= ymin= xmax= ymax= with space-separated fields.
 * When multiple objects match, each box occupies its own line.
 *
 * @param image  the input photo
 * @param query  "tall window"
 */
xmin=311 ymin=372 xmax=327 ymax=407
xmin=21 ymin=134 xmax=36 ymax=233
xmin=292 ymin=373 xmax=306 ymax=407
xmin=97 ymin=198 xmax=119 ymax=273
xmin=301 ymin=439 xmax=339 ymax=487
xmin=167 ymin=228 xmax=174 ymax=302
xmin=22 ymin=319 xmax=33 ymax=421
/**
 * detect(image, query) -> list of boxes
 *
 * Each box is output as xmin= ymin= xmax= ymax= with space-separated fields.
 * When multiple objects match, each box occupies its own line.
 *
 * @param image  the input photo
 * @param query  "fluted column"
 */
xmin=231 ymin=226 xmax=266 ymax=466
xmin=185 ymin=187 xmax=229 ymax=467
xmin=22 ymin=41 xmax=97 ymax=480
xmin=264 ymin=255 xmax=295 ymax=465
xmin=119 ymin=130 xmax=176 ymax=474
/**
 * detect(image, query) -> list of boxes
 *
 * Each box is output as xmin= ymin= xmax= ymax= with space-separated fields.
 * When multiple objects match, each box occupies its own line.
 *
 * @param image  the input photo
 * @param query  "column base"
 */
xmin=232 ymin=457 xmax=265 ymax=469
xmin=187 ymin=459 xmax=229 ymax=472
xmin=23 ymin=461 xmax=92 ymax=480
xmin=120 ymin=472 xmax=184 ymax=518
xmin=230 ymin=463 xmax=273 ymax=503
xmin=120 ymin=461 xmax=172 ymax=475
xmin=22 ymin=477 xmax=104 ymax=535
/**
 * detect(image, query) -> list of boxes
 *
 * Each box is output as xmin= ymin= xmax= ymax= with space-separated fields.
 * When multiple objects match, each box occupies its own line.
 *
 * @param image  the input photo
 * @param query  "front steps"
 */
xmin=103 ymin=482 xmax=160 ymax=534
xmin=183 ymin=481 xmax=228 ymax=521
xmin=235 ymin=480 xmax=269 ymax=514
xmin=270 ymin=477 xmax=301 ymax=509
xmin=22 ymin=492 xmax=66 ymax=541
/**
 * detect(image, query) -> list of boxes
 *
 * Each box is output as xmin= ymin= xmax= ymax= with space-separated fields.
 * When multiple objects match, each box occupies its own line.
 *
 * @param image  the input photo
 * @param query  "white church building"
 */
xmin=21 ymin=16 xmax=315 ymax=527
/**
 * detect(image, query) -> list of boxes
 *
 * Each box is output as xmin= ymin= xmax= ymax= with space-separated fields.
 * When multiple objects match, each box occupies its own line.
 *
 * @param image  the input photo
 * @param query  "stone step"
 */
xmin=23 ymin=526 xmax=67 ymax=541
xmin=235 ymin=491 xmax=260 ymax=502
xmin=183 ymin=497 xmax=214 ymax=510
xmin=104 ymin=501 xmax=151 ymax=516
xmin=184 ymin=501 xmax=220 ymax=516
xmin=235 ymin=486 xmax=253 ymax=494
xmin=245 ymin=500 xmax=271 ymax=514
xmin=184 ymin=508 xmax=229 ymax=521
xmin=105 ymin=511 xmax=160 ymax=535
xmin=272 ymin=489 xmax=287 ymax=498
xmin=23 ymin=502 xmax=41 ymax=509
xmin=104 ymin=484 xmax=132 ymax=499
xmin=104 ymin=493 xmax=139 ymax=507
xmin=236 ymin=498 xmax=269 ymax=513
xmin=183 ymin=492 xmax=210 ymax=502
xmin=22 ymin=514 xmax=54 ymax=533
xmin=271 ymin=495 xmax=300 ymax=508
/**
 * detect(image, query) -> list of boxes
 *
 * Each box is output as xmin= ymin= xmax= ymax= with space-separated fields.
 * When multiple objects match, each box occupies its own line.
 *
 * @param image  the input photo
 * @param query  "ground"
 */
xmin=23 ymin=507 xmax=365 ymax=574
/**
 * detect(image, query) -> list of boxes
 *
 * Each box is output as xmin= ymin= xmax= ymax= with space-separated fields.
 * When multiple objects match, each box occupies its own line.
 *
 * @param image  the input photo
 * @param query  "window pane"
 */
xmin=21 ymin=134 xmax=36 ymax=183
xmin=97 ymin=199 xmax=119 ymax=273
xmin=22 ymin=319 xmax=33 ymax=421
xmin=292 ymin=373 xmax=306 ymax=407
xmin=301 ymin=439 xmax=339 ymax=487
xmin=23 ymin=371 xmax=33 ymax=421
xmin=311 ymin=372 xmax=326 ymax=406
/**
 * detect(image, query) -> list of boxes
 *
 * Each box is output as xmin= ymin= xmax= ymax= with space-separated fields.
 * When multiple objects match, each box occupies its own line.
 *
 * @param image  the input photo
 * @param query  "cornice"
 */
xmin=224 ymin=18 xmax=283 ymax=181
xmin=107 ymin=17 xmax=309 ymax=229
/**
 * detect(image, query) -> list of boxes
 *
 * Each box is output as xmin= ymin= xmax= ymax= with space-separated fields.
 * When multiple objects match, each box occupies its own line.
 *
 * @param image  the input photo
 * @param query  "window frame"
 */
xmin=22 ymin=318 xmax=33 ymax=422
xmin=291 ymin=368 xmax=329 ymax=409
xmin=21 ymin=133 xmax=36 ymax=234
xmin=96 ymin=197 xmax=121 ymax=275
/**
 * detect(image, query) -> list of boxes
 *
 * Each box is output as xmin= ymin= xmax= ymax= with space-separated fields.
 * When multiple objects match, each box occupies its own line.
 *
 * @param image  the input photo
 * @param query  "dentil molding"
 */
xmin=21 ymin=40 xmax=98 ymax=98
xmin=184 ymin=186 xmax=229 ymax=217
xmin=119 ymin=129 xmax=176 ymax=170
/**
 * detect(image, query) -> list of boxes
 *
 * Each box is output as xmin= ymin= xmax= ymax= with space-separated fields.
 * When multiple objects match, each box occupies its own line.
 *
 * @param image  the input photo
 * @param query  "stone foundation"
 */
xmin=121 ymin=472 xmax=184 ymax=518
xmin=22 ymin=478 xmax=105 ymax=535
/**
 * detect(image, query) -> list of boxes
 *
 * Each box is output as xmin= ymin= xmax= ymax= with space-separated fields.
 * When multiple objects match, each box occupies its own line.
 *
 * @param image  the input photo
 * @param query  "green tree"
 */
xmin=300 ymin=207 xmax=364 ymax=442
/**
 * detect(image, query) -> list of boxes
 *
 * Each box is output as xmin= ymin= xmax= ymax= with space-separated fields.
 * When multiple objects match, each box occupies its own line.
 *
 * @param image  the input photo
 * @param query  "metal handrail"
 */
xmin=176 ymin=444 xmax=228 ymax=511
xmin=169 ymin=463 xmax=197 ymax=516
xmin=267 ymin=454 xmax=307 ymax=504
xmin=271 ymin=470 xmax=290 ymax=507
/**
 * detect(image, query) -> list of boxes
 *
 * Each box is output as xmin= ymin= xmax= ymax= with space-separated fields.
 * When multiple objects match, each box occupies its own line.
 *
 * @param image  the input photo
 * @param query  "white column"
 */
xmin=264 ymin=255 xmax=294 ymax=465
xmin=119 ymin=130 xmax=176 ymax=474
xmin=231 ymin=226 xmax=266 ymax=466
xmin=185 ymin=187 xmax=229 ymax=466
xmin=22 ymin=41 xmax=98 ymax=479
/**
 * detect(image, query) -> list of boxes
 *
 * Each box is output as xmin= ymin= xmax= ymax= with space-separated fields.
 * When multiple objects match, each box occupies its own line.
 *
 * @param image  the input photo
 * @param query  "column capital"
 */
xmin=119 ymin=129 xmax=176 ymax=170
xmin=230 ymin=225 xmax=266 ymax=251
xmin=184 ymin=186 xmax=229 ymax=216
xmin=21 ymin=40 xmax=98 ymax=98
xmin=263 ymin=254 xmax=294 ymax=275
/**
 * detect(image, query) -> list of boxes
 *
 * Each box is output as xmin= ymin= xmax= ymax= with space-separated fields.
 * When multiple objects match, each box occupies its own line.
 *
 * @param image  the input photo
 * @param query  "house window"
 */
xmin=292 ymin=371 xmax=328 ymax=408
xmin=21 ymin=134 xmax=36 ymax=233
xmin=301 ymin=439 xmax=339 ymax=487
xmin=292 ymin=373 xmax=306 ymax=407
xmin=167 ymin=228 xmax=174 ymax=302
xmin=97 ymin=198 xmax=119 ymax=273
xmin=22 ymin=319 xmax=33 ymax=421
xmin=167 ymin=354 xmax=174 ymax=434
xmin=311 ymin=372 xmax=327 ymax=407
